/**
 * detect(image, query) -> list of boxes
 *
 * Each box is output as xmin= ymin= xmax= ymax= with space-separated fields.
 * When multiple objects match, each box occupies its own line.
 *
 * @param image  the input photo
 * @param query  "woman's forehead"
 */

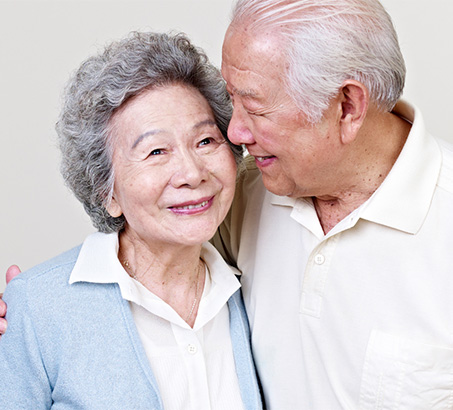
xmin=109 ymin=84 xmax=217 ymax=146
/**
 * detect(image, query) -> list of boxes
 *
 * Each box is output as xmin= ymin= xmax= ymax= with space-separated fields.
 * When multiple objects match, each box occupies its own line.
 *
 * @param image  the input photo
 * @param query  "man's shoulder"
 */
xmin=238 ymin=155 xmax=262 ymax=181
xmin=236 ymin=155 xmax=266 ymax=199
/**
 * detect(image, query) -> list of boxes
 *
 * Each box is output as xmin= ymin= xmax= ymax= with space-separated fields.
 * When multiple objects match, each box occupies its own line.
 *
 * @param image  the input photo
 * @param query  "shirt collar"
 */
xmin=270 ymin=101 xmax=442 ymax=236
xmin=69 ymin=231 xmax=123 ymax=285
xmin=69 ymin=232 xmax=240 ymax=330
xmin=359 ymin=101 xmax=441 ymax=234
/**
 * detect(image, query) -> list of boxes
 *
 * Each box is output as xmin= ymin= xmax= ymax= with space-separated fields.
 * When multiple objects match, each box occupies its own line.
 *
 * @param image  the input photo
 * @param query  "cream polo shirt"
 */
xmin=70 ymin=232 xmax=244 ymax=410
xmin=213 ymin=101 xmax=453 ymax=409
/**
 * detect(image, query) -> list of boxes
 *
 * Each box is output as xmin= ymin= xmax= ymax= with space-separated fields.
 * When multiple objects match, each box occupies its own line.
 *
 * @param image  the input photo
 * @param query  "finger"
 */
xmin=0 ymin=317 xmax=7 ymax=336
xmin=6 ymin=265 xmax=21 ymax=284
xmin=0 ymin=296 xmax=5 ymax=316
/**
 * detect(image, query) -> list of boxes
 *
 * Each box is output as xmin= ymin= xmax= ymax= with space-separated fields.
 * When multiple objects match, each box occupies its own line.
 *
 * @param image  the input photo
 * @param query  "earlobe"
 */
xmin=106 ymin=196 xmax=123 ymax=218
xmin=339 ymin=80 xmax=369 ymax=145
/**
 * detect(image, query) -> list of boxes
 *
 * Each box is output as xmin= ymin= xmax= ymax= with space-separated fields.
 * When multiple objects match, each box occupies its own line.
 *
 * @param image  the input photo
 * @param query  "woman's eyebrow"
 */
xmin=131 ymin=129 xmax=163 ymax=149
xmin=193 ymin=119 xmax=217 ymax=130
xmin=132 ymin=119 xmax=217 ymax=149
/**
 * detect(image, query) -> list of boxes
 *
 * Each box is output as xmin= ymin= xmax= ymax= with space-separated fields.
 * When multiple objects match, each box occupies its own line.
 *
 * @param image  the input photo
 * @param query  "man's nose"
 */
xmin=227 ymin=105 xmax=256 ymax=146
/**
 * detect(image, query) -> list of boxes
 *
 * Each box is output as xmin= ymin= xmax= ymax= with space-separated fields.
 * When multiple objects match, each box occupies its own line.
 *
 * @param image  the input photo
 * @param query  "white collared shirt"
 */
xmin=214 ymin=101 xmax=453 ymax=409
xmin=70 ymin=232 xmax=244 ymax=410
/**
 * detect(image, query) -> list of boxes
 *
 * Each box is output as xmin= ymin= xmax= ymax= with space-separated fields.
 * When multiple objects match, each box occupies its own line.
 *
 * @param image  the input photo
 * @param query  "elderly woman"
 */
xmin=0 ymin=31 xmax=262 ymax=409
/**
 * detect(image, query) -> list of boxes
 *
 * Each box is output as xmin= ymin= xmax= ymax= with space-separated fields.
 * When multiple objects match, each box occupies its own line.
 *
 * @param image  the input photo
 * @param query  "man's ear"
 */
xmin=106 ymin=195 xmax=123 ymax=218
xmin=338 ymin=80 xmax=369 ymax=145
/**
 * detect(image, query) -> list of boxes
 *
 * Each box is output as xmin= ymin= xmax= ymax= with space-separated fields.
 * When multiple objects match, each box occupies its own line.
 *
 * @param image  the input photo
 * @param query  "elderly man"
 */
xmin=2 ymin=0 xmax=453 ymax=408
xmin=212 ymin=0 xmax=453 ymax=408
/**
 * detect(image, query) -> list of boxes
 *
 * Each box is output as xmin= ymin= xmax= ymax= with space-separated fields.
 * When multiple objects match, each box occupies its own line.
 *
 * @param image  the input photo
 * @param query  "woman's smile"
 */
xmin=168 ymin=196 xmax=214 ymax=214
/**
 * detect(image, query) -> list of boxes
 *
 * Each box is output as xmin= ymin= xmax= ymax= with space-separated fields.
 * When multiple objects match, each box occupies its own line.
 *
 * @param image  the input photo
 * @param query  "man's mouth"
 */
xmin=255 ymin=155 xmax=274 ymax=162
xmin=254 ymin=155 xmax=276 ymax=167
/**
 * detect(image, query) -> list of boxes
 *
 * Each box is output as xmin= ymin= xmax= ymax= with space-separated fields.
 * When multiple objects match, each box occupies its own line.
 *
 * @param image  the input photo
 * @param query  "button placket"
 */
xmin=172 ymin=325 xmax=210 ymax=408
xmin=301 ymin=234 xmax=340 ymax=317
xmin=187 ymin=344 xmax=198 ymax=355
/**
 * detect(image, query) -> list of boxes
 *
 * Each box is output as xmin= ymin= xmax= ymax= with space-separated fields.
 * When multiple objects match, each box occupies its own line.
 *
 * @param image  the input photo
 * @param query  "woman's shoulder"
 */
xmin=4 ymin=243 xmax=123 ymax=337
xmin=10 ymin=245 xmax=82 ymax=290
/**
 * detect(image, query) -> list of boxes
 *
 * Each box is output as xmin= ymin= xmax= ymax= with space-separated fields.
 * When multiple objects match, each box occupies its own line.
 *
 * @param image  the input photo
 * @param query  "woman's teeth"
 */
xmin=174 ymin=200 xmax=209 ymax=210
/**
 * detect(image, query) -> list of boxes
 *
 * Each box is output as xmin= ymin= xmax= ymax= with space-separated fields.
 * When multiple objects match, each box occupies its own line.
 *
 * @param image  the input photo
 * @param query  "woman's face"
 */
xmin=107 ymin=84 xmax=237 ymax=249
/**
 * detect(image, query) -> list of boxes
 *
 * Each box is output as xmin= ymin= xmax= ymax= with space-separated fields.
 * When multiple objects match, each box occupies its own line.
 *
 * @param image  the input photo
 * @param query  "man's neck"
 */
xmin=313 ymin=194 xmax=370 ymax=234
xmin=314 ymin=110 xmax=411 ymax=234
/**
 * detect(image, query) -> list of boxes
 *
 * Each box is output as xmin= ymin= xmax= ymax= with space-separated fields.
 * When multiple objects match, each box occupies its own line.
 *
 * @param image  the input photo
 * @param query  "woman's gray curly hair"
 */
xmin=57 ymin=31 xmax=239 ymax=233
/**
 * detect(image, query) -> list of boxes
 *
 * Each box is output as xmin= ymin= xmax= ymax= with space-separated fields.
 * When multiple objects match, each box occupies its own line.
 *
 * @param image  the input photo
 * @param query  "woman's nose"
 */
xmin=170 ymin=151 xmax=208 ymax=188
xmin=227 ymin=105 xmax=256 ymax=146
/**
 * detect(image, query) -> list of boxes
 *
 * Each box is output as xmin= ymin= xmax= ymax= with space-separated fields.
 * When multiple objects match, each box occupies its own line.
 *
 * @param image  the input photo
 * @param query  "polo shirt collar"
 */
xmin=359 ymin=101 xmax=441 ymax=234
xmin=270 ymin=101 xmax=441 ymax=236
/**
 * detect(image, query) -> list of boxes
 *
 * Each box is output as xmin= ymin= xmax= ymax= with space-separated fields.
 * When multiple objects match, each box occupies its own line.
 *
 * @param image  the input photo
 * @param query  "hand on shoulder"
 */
xmin=0 ymin=265 xmax=22 ymax=338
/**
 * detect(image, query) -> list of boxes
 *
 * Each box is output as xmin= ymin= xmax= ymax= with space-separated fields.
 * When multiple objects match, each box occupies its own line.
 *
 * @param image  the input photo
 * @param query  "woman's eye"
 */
xmin=198 ymin=137 xmax=212 ymax=146
xmin=150 ymin=148 xmax=164 ymax=156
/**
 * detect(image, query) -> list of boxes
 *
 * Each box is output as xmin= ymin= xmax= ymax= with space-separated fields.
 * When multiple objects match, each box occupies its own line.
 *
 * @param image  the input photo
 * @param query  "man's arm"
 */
xmin=0 ymin=265 xmax=22 ymax=337
xmin=211 ymin=155 xmax=264 ymax=267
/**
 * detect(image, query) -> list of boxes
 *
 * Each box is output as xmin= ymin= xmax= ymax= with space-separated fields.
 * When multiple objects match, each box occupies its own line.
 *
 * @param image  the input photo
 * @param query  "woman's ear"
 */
xmin=106 ymin=196 xmax=123 ymax=218
xmin=339 ymin=80 xmax=369 ymax=145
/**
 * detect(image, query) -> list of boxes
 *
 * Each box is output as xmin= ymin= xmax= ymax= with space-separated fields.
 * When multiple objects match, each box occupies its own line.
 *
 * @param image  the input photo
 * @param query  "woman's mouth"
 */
xmin=172 ymin=199 xmax=209 ymax=210
xmin=169 ymin=197 xmax=213 ymax=214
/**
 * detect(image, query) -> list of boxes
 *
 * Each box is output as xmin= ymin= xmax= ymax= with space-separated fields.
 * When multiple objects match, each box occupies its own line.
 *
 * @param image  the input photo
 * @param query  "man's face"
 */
xmin=221 ymin=26 xmax=342 ymax=199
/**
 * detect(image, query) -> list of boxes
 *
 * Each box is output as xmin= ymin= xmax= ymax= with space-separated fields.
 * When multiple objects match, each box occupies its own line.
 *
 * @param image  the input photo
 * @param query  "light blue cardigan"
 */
xmin=0 ymin=245 xmax=262 ymax=409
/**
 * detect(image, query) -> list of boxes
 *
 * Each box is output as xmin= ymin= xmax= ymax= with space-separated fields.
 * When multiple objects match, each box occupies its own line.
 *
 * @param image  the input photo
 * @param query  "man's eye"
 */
xmin=245 ymin=109 xmax=261 ymax=117
xmin=150 ymin=148 xmax=164 ymax=156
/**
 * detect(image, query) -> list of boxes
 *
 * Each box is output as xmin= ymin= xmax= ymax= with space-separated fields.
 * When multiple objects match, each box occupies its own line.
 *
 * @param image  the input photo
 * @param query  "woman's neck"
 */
xmin=117 ymin=228 xmax=205 ymax=327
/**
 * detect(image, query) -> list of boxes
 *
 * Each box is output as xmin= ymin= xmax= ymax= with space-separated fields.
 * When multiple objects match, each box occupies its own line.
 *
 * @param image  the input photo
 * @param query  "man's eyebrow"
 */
xmin=230 ymin=86 xmax=259 ymax=99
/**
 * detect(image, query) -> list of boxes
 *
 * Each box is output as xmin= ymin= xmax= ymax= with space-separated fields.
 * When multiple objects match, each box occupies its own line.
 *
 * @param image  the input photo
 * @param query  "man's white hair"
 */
xmin=230 ymin=0 xmax=406 ymax=123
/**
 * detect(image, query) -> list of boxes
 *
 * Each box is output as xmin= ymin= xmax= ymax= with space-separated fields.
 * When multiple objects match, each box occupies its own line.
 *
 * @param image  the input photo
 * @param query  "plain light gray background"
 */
xmin=1 ymin=0 xmax=452 ymax=292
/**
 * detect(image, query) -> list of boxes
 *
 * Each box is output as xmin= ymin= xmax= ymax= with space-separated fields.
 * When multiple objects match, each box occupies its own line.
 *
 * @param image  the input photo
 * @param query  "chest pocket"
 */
xmin=359 ymin=330 xmax=453 ymax=409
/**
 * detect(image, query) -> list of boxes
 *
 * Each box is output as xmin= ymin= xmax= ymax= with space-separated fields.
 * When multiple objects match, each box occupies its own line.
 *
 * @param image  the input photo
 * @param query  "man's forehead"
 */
xmin=222 ymin=57 xmax=283 ymax=102
xmin=222 ymin=62 xmax=269 ymax=98
xmin=221 ymin=25 xmax=287 ymax=98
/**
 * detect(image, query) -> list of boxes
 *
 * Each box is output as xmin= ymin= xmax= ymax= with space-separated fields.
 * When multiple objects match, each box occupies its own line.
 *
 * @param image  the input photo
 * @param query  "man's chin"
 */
xmin=261 ymin=174 xmax=295 ymax=197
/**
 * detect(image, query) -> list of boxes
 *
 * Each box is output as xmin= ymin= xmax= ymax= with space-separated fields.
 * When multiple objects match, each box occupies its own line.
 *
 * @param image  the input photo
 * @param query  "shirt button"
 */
xmin=314 ymin=254 xmax=325 ymax=265
xmin=187 ymin=344 xmax=198 ymax=355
